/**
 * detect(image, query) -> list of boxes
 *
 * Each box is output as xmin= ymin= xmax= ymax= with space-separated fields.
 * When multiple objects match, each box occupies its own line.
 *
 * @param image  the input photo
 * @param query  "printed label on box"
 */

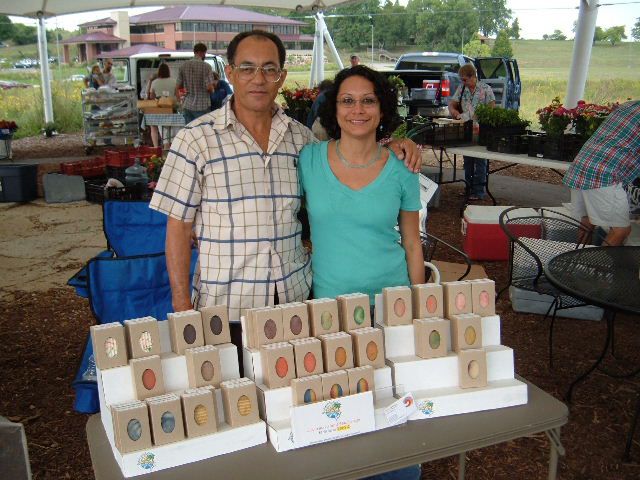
xmin=290 ymin=391 xmax=375 ymax=448
xmin=384 ymin=393 xmax=417 ymax=426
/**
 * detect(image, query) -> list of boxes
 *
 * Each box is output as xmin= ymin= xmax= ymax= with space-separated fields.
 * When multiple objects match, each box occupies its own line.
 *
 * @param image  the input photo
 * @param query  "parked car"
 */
xmin=383 ymin=52 xmax=521 ymax=117
xmin=68 ymin=74 xmax=86 ymax=82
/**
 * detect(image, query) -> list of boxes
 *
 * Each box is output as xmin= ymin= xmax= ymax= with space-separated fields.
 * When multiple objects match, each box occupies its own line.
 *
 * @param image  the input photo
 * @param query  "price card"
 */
xmin=384 ymin=393 xmax=417 ymax=426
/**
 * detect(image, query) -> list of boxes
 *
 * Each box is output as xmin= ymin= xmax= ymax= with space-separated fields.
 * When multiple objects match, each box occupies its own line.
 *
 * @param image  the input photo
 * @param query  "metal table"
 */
xmin=86 ymin=377 xmax=567 ymax=480
xmin=437 ymin=146 xmax=571 ymax=211
xmin=546 ymin=246 xmax=640 ymax=460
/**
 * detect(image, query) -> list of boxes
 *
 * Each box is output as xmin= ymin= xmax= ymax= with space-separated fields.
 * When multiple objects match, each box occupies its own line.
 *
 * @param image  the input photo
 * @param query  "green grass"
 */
xmin=1 ymin=40 xmax=638 ymax=136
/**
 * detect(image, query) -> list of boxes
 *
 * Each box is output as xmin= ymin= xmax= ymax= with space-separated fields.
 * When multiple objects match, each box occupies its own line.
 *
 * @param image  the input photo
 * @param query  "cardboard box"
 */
xmin=260 ymin=342 xmax=295 ymax=389
xmin=442 ymin=281 xmax=473 ymax=318
xmin=413 ymin=318 xmax=449 ymax=359
xmin=220 ymin=378 xmax=261 ymax=427
xmin=291 ymin=375 xmax=323 ymax=406
xmin=305 ymin=298 xmax=340 ymax=336
xmin=146 ymin=393 xmax=185 ymax=446
xmin=91 ymin=323 xmax=128 ymax=370
xmin=137 ymin=100 xmax=157 ymax=109
xmin=199 ymin=305 xmax=232 ymax=345
xmin=428 ymin=261 xmax=488 ymax=283
xmin=320 ymin=370 xmax=349 ymax=400
xmin=458 ymin=348 xmax=488 ymax=388
xmin=350 ymin=327 xmax=385 ymax=369
xmin=346 ymin=365 xmax=375 ymax=395
xmin=470 ymin=279 xmax=496 ymax=317
xmin=167 ymin=310 xmax=205 ymax=355
xmin=319 ymin=332 xmax=354 ymax=372
xmin=144 ymin=107 xmax=174 ymax=114
xmin=450 ymin=313 xmax=483 ymax=352
xmin=382 ymin=286 xmax=413 ymax=326
xmin=181 ymin=387 xmax=218 ymax=437
xmin=280 ymin=302 xmax=310 ymax=341
xmin=124 ymin=317 xmax=161 ymax=359
xmin=111 ymin=401 xmax=152 ymax=453
xmin=185 ymin=345 xmax=222 ymax=388
xmin=290 ymin=337 xmax=324 ymax=378
xmin=130 ymin=355 xmax=165 ymax=400
xmin=411 ymin=283 xmax=444 ymax=319
xmin=337 ymin=293 xmax=371 ymax=331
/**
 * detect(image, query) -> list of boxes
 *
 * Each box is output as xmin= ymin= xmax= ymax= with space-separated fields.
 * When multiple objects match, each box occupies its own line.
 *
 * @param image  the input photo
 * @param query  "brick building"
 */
xmin=62 ymin=6 xmax=312 ymax=63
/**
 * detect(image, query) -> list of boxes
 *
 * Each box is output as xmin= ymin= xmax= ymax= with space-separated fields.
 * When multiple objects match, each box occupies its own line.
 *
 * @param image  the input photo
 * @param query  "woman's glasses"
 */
xmin=336 ymin=97 xmax=379 ymax=108
xmin=231 ymin=64 xmax=283 ymax=83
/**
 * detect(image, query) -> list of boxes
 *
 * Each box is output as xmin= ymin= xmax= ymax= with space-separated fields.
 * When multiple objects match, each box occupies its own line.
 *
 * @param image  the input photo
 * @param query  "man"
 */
xmin=563 ymin=100 xmax=639 ymax=246
xmin=176 ymin=43 xmax=214 ymax=123
xmin=150 ymin=31 xmax=420 ymax=335
xmin=101 ymin=60 xmax=117 ymax=86
xmin=350 ymin=54 xmax=360 ymax=67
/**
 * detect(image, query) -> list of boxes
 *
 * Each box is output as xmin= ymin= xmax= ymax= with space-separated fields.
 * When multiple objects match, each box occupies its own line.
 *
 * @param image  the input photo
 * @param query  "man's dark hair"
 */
xmin=194 ymin=43 xmax=207 ymax=54
xmin=227 ymin=30 xmax=286 ymax=68
xmin=319 ymin=65 xmax=401 ymax=141
xmin=317 ymin=79 xmax=333 ymax=92
xmin=157 ymin=63 xmax=170 ymax=79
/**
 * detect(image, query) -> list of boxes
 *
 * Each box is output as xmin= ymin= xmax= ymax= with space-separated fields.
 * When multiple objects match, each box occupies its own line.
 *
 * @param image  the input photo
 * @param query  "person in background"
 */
xmin=148 ymin=63 xmax=177 ymax=148
xmin=84 ymin=64 xmax=102 ymax=89
xmin=210 ymin=71 xmax=233 ymax=111
xmin=306 ymin=79 xmax=333 ymax=129
xmin=563 ymin=100 xmax=640 ymax=246
xmin=350 ymin=54 xmax=360 ymax=67
xmin=299 ymin=64 xmax=424 ymax=480
xmin=176 ymin=43 xmax=214 ymax=124
xmin=448 ymin=63 xmax=495 ymax=201
xmin=101 ymin=60 xmax=117 ymax=86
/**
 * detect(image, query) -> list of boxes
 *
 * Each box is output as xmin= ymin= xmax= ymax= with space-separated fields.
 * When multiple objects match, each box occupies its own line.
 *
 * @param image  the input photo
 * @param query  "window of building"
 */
xmin=130 ymin=24 xmax=164 ymax=34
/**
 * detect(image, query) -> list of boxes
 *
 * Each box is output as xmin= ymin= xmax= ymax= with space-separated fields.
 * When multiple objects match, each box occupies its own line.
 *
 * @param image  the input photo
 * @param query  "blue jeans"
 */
xmin=463 ymin=156 xmax=488 ymax=198
xmin=363 ymin=465 xmax=422 ymax=480
xmin=182 ymin=109 xmax=209 ymax=125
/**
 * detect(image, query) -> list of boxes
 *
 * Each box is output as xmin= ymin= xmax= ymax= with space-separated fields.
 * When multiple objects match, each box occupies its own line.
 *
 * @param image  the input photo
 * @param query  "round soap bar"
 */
xmin=335 ymin=347 xmax=347 ymax=367
xmin=303 ymin=352 xmax=316 ymax=373
xmin=303 ymin=388 xmax=317 ymax=404
xmin=353 ymin=306 xmax=365 ymax=325
xmin=263 ymin=319 xmax=277 ymax=339
xmin=479 ymin=290 xmax=490 ymax=308
xmin=237 ymin=395 xmax=252 ymax=416
xmin=210 ymin=315 xmax=223 ymax=335
xmin=366 ymin=341 xmax=378 ymax=361
xmin=194 ymin=404 xmax=208 ymax=425
xmin=357 ymin=378 xmax=369 ymax=393
xmin=290 ymin=315 xmax=303 ymax=335
xmin=429 ymin=330 xmax=441 ymax=349
xmin=275 ymin=357 xmax=289 ymax=378
xmin=183 ymin=324 xmax=197 ymax=344
xmin=201 ymin=360 xmax=215 ymax=381
xmin=455 ymin=292 xmax=466 ymax=311
xmin=321 ymin=311 xmax=333 ymax=330
xmin=139 ymin=331 xmax=153 ymax=353
xmin=127 ymin=419 xmax=142 ymax=441
xmin=329 ymin=384 xmax=343 ymax=399
xmin=142 ymin=368 xmax=156 ymax=390
xmin=464 ymin=326 xmax=477 ymax=345
xmin=426 ymin=295 xmax=438 ymax=314
xmin=161 ymin=411 xmax=175 ymax=433
xmin=468 ymin=360 xmax=480 ymax=379
xmin=104 ymin=337 xmax=118 ymax=359
xmin=393 ymin=298 xmax=406 ymax=317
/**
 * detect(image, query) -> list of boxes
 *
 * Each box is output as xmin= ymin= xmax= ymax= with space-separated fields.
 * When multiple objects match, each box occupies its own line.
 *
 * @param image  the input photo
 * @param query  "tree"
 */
xmin=408 ymin=0 xmax=479 ymax=52
xmin=473 ymin=0 xmax=512 ymax=37
xmin=509 ymin=18 xmax=520 ymax=39
xmin=0 ymin=15 xmax=15 ymax=42
xmin=632 ymin=18 xmax=640 ymax=41
xmin=12 ymin=23 xmax=37 ymax=45
xmin=325 ymin=0 xmax=380 ymax=50
xmin=463 ymin=34 xmax=491 ymax=57
xmin=491 ymin=29 xmax=513 ymax=57
xmin=594 ymin=26 xmax=606 ymax=43
xmin=602 ymin=25 xmax=627 ymax=46
xmin=545 ymin=30 xmax=567 ymax=41
xmin=376 ymin=0 xmax=412 ymax=49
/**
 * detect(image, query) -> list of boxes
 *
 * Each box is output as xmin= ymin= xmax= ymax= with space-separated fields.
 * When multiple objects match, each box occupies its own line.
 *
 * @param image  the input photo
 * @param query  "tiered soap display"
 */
xmin=242 ymin=296 xmax=397 ymax=452
xmin=377 ymin=279 xmax=528 ymax=420
xmin=91 ymin=307 xmax=266 ymax=477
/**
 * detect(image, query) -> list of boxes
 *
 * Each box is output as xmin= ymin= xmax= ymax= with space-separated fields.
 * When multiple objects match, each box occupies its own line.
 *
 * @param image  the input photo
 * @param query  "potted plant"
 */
xmin=573 ymin=100 xmax=618 ymax=139
xmin=534 ymin=97 xmax=584 ymax=161
xmin=0 ymin=120 xmax=18 ymax=159
xmin=280 ymin=84 xmax=318 ymax=123
xmin=42 ymin=121 xmax=59 ymax=138
xmin=536 ymin=97 xmax=572 ymax=138
xmin=475 ymin=105 xmax=530 ymax=149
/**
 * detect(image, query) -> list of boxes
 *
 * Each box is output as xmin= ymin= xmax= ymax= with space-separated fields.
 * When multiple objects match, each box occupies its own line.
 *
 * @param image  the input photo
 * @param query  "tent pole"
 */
xmin=321 ymin=14 xmax=343 ymax=71
xmin=37 ymin=12 xmax=54 ymax=124
xmin=565 ymin=0 xmax=598 ymax=109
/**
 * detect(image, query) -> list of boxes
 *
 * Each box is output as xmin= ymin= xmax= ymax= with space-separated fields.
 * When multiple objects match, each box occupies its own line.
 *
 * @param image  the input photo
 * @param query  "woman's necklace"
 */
xmin=335 ymin=139 xmax=382 ymax=169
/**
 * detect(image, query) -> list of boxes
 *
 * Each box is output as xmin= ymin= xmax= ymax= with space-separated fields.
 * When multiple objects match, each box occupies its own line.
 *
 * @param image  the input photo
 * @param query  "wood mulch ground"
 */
xmin=1 ymin=135 xmax=639 ymax=479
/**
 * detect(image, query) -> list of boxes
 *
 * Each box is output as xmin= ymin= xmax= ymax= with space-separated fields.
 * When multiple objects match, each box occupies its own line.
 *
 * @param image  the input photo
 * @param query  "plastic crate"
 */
xmin=84 ymin=179 xmax=149 ymax=204
xmin=128 ymin=146 xmax=162 ymax=160
xmin=0 ymin=164 xmax=38 ymax=202
xmin=61 ymin=157 xmax=105 ymax=178
xmin=105 ymin=165 xmax=127 ymax=182
xmin=105 ymin=149 xmax=133 ymax=168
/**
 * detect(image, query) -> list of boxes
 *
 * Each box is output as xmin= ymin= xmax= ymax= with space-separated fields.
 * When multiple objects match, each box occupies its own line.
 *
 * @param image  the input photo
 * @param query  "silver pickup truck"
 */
xmin=384 ymin=52 xmax=521 ymax=117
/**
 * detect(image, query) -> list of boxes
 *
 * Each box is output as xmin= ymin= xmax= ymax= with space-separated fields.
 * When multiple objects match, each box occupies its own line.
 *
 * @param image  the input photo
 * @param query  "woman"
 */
xmin=299 ymin=63 xmax=423 ymax=480
xmin=448 ymin=63 xmax=495 ymax=201
xmin=85 ymin=64 xmax=103 ymax=89
xmin=299 ymin=65 xmax=424 ymax=307
xmin=148 ymin=63 xmax=177 ymax=148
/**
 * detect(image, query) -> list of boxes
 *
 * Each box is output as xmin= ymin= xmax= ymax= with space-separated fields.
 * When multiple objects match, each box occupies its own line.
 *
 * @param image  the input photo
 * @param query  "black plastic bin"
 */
xmin=0 ymin=164 xmax=38 ymax=202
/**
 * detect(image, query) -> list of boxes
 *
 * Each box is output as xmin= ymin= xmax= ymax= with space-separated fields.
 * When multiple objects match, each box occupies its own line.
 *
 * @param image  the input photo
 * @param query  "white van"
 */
xmin=98 ymin=51 xmax=229 ymax=99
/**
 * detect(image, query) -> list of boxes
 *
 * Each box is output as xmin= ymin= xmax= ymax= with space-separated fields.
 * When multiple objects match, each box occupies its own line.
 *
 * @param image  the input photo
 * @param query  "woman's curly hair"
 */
xmin=319 ymin=65 xmax=401 ymax=141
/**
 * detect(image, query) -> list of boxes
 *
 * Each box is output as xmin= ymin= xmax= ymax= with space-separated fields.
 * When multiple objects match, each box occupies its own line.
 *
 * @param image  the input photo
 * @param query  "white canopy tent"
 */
xmin=1 ymin=0 xmax=598 ymax=122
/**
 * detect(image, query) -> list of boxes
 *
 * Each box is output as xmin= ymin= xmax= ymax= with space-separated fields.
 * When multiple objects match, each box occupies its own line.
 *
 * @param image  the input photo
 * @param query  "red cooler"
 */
xmin=462 ymin=206 xmax=540 ymax=261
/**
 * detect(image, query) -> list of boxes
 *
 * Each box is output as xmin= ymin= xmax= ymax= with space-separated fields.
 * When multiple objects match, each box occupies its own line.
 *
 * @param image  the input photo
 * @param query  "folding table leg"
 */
xmin=457 ymin=451 xmax=466 ymax=480
xmin=546 ymin=427 xmax=565 ymax=480
xmin=623 ymin=392 xmax=640 ymax=462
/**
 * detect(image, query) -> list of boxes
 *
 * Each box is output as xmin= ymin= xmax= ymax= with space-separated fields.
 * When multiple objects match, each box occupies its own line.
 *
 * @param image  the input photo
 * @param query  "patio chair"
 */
xmin=499 ymin=206 xmax=608 ymax=368
xmin=421 ymin=232 xmax=472 ymax=282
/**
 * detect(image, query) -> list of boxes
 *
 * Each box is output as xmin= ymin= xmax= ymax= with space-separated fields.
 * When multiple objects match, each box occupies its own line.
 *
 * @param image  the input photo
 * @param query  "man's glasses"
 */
xmin=231 ymin=64 xmax=283 ymax=83
xmin=336 ymin=97 xmax=379 ymax=109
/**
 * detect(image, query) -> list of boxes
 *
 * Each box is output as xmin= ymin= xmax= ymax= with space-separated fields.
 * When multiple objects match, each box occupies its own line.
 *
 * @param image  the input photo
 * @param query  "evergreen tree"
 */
xmin=0 ymin=15 xmax=15 ymax=41
xmin=509 ymin=18 xmax=520 ymax=39
xmin=632 ymin=18 xmax=640 ymax=41
xmin=491 ymin=29 xmax=513 ymax=58
xmin=464 ymin=34 xmax=491 ymax=57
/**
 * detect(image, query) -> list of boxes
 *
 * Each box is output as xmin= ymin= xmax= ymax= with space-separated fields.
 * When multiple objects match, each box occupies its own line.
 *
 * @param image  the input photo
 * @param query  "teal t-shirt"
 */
xmin=299 ymin=141 xmax=421 ymax=303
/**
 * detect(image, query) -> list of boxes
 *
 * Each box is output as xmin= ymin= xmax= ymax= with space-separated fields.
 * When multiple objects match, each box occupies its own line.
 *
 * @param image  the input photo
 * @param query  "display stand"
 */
xmin=82 ymin=88 xmax=139 ymax=152
xmin=0 ymin=129 xmax=14 ymax=160
xmin=96 ymin=320 xmax=266 ymax=478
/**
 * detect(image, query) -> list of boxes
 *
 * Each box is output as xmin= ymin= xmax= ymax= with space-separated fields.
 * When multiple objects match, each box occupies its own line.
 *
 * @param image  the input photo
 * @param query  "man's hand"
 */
xmin=387 ymin=138 xmax=422 ymax=173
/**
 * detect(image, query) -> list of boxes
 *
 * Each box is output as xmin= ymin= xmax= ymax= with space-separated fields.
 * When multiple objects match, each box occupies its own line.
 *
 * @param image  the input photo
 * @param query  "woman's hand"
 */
xmin=388 ymin=138 xmax=422 ymax=173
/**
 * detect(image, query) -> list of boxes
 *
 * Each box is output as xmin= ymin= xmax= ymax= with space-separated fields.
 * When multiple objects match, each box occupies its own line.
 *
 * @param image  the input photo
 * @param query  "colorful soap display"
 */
xmin=181 ymin=386 xmax=218 ymax=437
xmin=199 ymin=304 xmax=232 ymax=345
xmin=291 ymin=375 xmax=323 ymax=406
xmin=413 ymin=318 xmax=450 ymax=359
xmin=449 ymin=313 xmax=483 ymax=352
xmin=168 ymin=310 xmax=205 ymax=355
xmin=185 ymin=345 xmax=222 ymax=388
xmin=220 ymin=378 xmax=261 ymax=427
xmin=261 ymin=342 xmax=296 ymax=389
xmin=290 ymin=337 xmax=324 ymax=378
xmin=146 ymin=393 xmax=185 ymax=446
xmin=111 ymin=401 xmax=153 ymax=454
xmin=91 ymin=322 xmax=128 ymax=370
xmin=244 ymin=306 xmax=285 ymax=348
xmin=470 ymin=279 xmax=496 ymax=317
xmin=350 ymin=327 xmax=385 ymax=369
xmin=319 ymin=331 xmax=355 ymax=372
xmin=280 ymin=302 xmax=311 ymax=341
xmin=458 ymin=349 xmax=488 ymax=389
xmin=382 ymin=286 xmax=413 ymax=326
xmin=305 ymin=298 xmax=340 ymax=336
xmin=442 ymin=281 xmax=473 ymax=318
xmin=411 ymin=283 xmax=444 ymax=319
xmin=346 ymin=365 xmax=375 ymax=395
xmin=320 ymin=370 xmax=350 ymax=400
xmin=337 ymin=293 xmax=371 ymax=331
xmin=130 ymin=354 xmax=165 ymax=400
xmin=124 ymin=316 xmax=161 ymax=359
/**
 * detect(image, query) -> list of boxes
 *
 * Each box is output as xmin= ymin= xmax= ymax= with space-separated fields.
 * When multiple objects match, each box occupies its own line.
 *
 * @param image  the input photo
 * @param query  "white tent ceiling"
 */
xmin=0 ymin=1 xmax=357 ymax=18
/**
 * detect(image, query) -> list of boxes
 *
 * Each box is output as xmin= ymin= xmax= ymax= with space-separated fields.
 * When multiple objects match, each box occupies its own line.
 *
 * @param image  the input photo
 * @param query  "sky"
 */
xmin=8 ymin=1 xmax=640 ymax=41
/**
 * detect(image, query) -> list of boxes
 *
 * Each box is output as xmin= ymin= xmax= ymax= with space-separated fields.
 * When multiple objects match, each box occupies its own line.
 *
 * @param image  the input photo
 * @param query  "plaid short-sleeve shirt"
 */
xmin=150 ymin=99 xmax=315 ymax=320
xmin=176 ymin=58 xmax=214 ymax=112
xmin=563 ymin=101 xmax=640 ymax=190
xmin=451 ymin=80 xmax=495 ymax=119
